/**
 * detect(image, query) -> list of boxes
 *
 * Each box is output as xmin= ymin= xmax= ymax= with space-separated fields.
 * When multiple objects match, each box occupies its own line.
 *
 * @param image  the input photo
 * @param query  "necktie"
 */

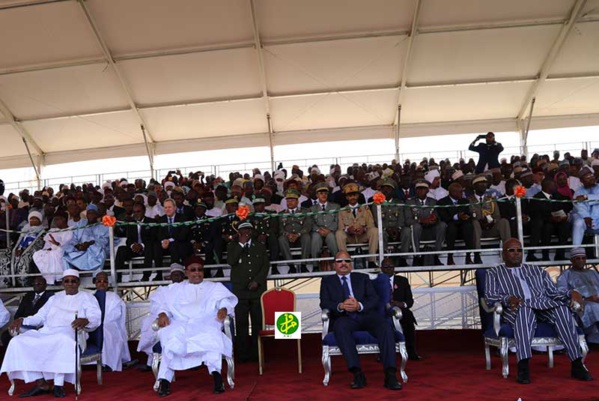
xmin=168 ymin=217 xmax=173 ymax=236
xmin=352 ymin=208 xmax=357 ymax=217
xmin=321 ymin=204 xmax=326 ymax=212
xmin=244 ymin=243 xmax=250 ymax=254
xmin=33 ymin=293 xmax=41 ymax=304
xmin=291 ymin=210 xmax=295 ymax=215
xmin=341 ymin=276 xmax=351 ymax=299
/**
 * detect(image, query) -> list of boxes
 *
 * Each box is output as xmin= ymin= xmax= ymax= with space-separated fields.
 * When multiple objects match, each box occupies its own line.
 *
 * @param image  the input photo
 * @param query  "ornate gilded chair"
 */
xmin=320 ymin=273 xmax=408 ymax=386
xmin=475 ymin=268 xmax=589 ymax=378
xmin=150 ymin=315 xmax=235 ymax=391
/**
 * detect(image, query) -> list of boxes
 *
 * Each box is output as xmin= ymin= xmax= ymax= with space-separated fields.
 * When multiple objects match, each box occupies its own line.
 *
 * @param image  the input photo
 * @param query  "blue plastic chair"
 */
xmin=76 ymin=290 xmax=106 ymax=394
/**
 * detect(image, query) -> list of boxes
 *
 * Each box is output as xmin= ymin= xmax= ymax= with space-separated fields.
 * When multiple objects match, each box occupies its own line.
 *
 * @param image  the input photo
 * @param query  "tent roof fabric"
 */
xmin=0 ymin=0 xmax=598 ymax=168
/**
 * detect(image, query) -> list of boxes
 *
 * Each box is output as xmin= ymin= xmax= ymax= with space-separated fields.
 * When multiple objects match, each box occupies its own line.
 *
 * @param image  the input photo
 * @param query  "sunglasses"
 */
xmin=63 ymin=279 xmax=79 ymax=284
xmin=335 ymin=258 xmax=352 ymax=263
xmin=506 ymin=248 xmax=523 ymax=253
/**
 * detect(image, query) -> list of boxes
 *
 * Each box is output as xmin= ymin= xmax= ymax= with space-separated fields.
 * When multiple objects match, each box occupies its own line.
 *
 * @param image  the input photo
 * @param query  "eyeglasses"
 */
xmin=63 ymin=279 xmax=79 ymax=284
xmin=187 ymin=267 xmax=204 ymax=272
xmin=506 ymin=248 xmax=523 ymax=253
xmin=335 ymin=258 xmax=352 ymax=263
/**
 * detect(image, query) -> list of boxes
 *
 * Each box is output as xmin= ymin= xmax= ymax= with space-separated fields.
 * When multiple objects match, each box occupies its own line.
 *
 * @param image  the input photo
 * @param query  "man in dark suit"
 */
xmin=228 ymin=221 xmax=270 ymax=362
xmin=437 ymin=183 xmax=476 ymax=265
xmin=469 ymin=132 xmax=504 ymax=174
xmin=380 ymin=258 xmax=422 ymax=361
xmin=171 ymin=190 xmax=194 ymax=221
xmin=190 ymin=201 xmax=222 ymax=276
xmin=115 ymin=202 xmax=158 ymax=282
xmin=527 ymin=179 xmax=572 ymax=262
xmin=319 ymin=251 xmax=402 ymax=390
xmin=1 ymin=276 xmax=53 ymax=346
xmin=156 ymin=199 xmax=192 ymax=278
xmin=498 ymin=178 xmax=531 ymax=238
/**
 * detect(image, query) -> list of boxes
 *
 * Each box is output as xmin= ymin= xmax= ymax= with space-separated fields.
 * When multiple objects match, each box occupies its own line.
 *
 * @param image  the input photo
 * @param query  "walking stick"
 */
xmin=75 ymin=312 xmax=79 ymax=400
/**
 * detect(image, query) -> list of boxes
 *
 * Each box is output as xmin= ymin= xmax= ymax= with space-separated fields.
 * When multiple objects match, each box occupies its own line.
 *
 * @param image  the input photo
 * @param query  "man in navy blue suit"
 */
xmin=319 ymin=251 xmax=401 ymax=390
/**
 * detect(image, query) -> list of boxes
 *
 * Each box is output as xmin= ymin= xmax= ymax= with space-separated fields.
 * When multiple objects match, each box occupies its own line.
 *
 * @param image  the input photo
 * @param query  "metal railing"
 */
xmin=3 ymin=140 xmax=596 ymax=194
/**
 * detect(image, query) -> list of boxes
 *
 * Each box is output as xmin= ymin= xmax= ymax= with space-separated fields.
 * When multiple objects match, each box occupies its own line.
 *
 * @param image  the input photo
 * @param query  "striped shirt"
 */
xmin=485 ymin=263 xmax=570 ymax=310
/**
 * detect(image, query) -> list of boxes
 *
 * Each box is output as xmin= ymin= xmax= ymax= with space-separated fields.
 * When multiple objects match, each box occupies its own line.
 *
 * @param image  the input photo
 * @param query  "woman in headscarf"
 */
xmin=555 ymin=170 xmax=573 ymax=199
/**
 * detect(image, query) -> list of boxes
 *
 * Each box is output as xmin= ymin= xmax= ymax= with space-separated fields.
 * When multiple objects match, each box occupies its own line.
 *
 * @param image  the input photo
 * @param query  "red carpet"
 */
xmin=2 ymin=330 xmax=598 ymax=401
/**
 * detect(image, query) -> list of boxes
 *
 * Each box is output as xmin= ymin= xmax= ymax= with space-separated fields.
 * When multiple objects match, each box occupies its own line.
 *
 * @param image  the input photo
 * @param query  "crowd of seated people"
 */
xmin=1 ymin=142 xmax=599 ymax=284
xmin=1 ymin=139 xmax=598 ymax=396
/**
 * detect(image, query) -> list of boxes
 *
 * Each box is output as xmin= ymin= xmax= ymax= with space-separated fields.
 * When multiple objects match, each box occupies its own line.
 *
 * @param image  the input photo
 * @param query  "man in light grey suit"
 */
xmin=310 ymin=183 xmax=339 ymax=270
xmin=404 ymin=180 xmax=446 ymax=266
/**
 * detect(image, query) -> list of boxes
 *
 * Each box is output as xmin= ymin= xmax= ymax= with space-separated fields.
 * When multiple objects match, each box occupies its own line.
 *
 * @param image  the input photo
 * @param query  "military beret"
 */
xmin=224 ymin=197 xmax=239 ymax=204
xmin=343 ymin=183 xmax=360 ymax=195
xmin=414 ymin=180 xmax=430 ymax=189
xmin=314 ymin=182 xmax=330 ymax=193
xmin=380 ymin=178 xmax=397 ymax=189
xmin=472 ymin=176 xmax=488 ymax=185
xmin=238 ymin=221 xmax=254 ymax=230
xmin=284 ymin=189 xmax=300 ymax=199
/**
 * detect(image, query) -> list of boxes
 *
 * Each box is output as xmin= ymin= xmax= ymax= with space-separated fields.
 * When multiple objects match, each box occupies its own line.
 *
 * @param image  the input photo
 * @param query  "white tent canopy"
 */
xmin=0 ymin=0 xmax=598 ymax=173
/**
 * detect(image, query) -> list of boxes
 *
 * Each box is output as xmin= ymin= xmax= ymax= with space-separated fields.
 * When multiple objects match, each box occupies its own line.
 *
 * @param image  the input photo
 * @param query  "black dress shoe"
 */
xmin=465 ymin=254 xmax=474 ymax=265
xmin=397 ymin=258 xmax=409 ymax=267
xmin=408 ymin=353 xmax=423 ymax=361
xmin=52 ymin=386 xmax=66 ymax=398
xmin=517 ymin=358 xmax=530 ymax=384
xmin=411 ymin=257 xmax=422 ymax=267
xmin=212 ymin=371 xmax=226 ymax=394
xmin=367 ymin=261 xmax=378 ymax=269
xmin=18 ymin=385 xmax=50 ymax=398
xmin=473 ymin=254 xmax=483 ymax=264
xmin=447 ymin=255 xmax=455 ymax=265
xmin=433 ymin=257 xmax=444 ymax=266
xmin=288 ymin=265 xmax=297 ymax=274
xmin=271 ymin=267 xmax=280 ymax=275
xmin=384 ymin=370 xmax=402 ymax=390
xmin=350 ymin=371 xmax=366 ymax=389
xmin=525 ymin=254 xmax=539 ymax=262
xmin=571 ymin=358 xmax=594 ymax=381
xmin=300 ymin=264 xmax=309 ymax=273
xmin=158 ymin=379 xmax=171 ymax=397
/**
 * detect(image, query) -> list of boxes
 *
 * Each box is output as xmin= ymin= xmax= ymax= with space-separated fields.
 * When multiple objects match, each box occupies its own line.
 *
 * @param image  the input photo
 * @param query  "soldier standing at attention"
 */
xmin=228 ymin=221 xmax=269 ymax=363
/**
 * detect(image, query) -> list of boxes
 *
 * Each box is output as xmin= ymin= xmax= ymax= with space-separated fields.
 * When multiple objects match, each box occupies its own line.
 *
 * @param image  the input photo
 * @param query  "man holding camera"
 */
xmin=469 ymin=132 xmax=504 ymax=174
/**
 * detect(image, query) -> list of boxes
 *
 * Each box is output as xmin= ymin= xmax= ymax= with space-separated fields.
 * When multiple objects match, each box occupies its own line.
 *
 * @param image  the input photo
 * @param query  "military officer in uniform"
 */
xmin=279 ymin=189 xmax=313 ymax=273
xmin=249 ymin=197 xmax=280 ymax=275
xmin=370 ymin=178 xmax=411 ymax=267
xmin=336 ymin=183 xmax=379 ymax=269
xmin=191 ymin=201 xmax=223 ymax=277
xmin=468 ymin=175 xmax=510 ymax=264
xmin=405 ymin=180 xmax=446 ymax=266
xmin=310 ymin=182 xmax=340 ymax=271
xmin=227 ymin=221 xmax=270 ymax=362
xmin=218 ymin=197 xmax=241 ymax=263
